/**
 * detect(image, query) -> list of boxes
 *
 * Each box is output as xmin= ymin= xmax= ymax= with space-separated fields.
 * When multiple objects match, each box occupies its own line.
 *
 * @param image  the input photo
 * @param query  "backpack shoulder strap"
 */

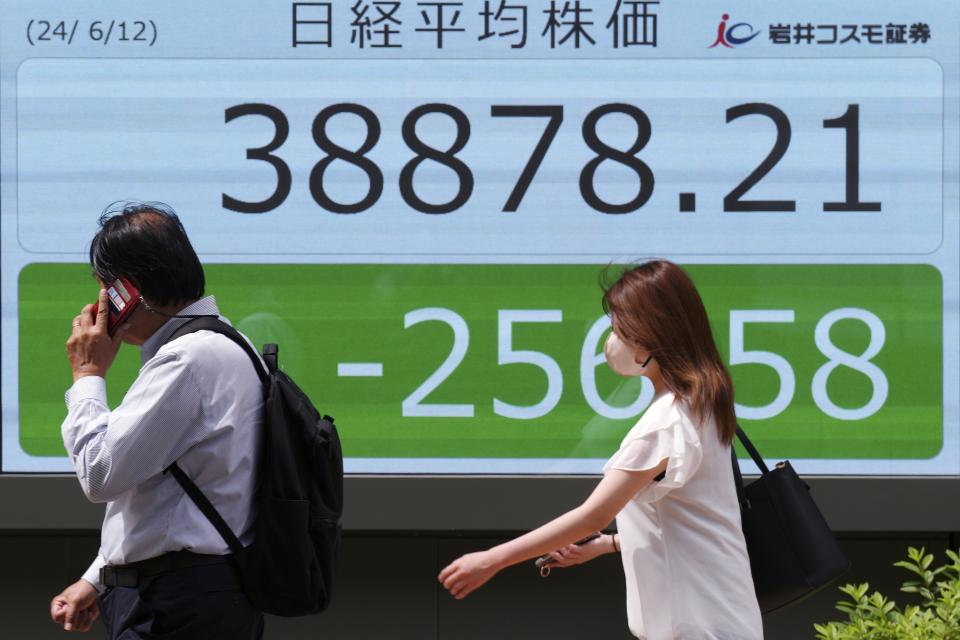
xmin=162 ymin=316 xmax=267 ymax=554
xmin=165 ymin=462 xmax=244 ymax=555
xmin=166 ymin=316 xmax=269 ymax=383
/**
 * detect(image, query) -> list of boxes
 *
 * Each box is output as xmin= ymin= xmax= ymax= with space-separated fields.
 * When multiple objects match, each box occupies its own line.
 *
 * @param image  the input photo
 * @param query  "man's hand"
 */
xmin=66 ymin=289 xmax=123 ymax=382
xmin=50 ymin=579 xmax=99 ymax=632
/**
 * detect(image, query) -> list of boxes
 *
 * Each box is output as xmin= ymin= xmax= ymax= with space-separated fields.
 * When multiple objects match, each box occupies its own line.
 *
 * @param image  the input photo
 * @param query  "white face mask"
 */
xmin=604 ymin=332 xmax=650 ymax=377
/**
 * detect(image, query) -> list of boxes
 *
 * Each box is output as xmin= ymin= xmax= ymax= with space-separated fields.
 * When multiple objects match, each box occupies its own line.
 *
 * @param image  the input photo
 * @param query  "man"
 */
xmin=49 ymin=202 xmax=264 ymax=638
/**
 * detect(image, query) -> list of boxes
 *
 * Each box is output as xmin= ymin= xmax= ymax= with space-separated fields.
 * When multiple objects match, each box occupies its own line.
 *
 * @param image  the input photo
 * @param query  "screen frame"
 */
xmin=2 ymin=4 xmax=958 ymax=531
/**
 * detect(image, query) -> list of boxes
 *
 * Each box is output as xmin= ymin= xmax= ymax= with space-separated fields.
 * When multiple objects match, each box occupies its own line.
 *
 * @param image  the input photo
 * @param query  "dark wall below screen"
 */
xmin=1 ymin=532 xmax=953 ymax=640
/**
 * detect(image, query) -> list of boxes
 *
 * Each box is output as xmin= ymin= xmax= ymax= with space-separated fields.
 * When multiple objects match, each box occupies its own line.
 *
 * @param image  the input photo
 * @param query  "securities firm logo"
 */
xmin=709 ymin=13 xmax=760 ymax=47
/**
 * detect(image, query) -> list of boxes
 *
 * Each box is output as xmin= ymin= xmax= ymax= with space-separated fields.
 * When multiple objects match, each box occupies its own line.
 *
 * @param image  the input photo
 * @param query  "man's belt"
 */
xmin=100 ymin=550 xmax=231 ymax=588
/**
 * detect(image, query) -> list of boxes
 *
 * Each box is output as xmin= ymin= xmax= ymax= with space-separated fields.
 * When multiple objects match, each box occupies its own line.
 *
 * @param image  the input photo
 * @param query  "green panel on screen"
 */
xmin=19 ymin=263 xmax=941 ymax=460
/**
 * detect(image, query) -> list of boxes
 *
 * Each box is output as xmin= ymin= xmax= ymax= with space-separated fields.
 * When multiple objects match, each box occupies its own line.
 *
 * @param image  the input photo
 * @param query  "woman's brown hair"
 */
xmin=602 ymin=260 xmax=736 ymax=444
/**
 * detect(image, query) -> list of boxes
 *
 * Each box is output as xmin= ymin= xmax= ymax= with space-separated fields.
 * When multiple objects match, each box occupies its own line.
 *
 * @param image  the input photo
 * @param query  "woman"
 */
xmin=438 ymin=260 xmax=763 ymax=640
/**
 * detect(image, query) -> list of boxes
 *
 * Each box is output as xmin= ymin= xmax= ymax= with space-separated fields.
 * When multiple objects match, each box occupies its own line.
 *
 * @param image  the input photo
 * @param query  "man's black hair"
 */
xmin=89 ymin=201 xmax=205 ymax=307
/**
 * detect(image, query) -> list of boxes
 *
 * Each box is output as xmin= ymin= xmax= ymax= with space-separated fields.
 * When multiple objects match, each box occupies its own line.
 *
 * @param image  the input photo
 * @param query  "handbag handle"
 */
xmin=731 ymin=446 xmax=747 ymax=508
xmin=731 ymin=424 xmax=770 ymax=510
xmin=734 ymin=424 xmax=770 ymax=475
xmin=735 ymin=425 xmax=770 ymax=474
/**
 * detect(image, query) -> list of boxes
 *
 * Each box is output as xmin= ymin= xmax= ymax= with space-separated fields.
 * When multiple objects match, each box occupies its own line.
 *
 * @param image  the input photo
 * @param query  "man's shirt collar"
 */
xmin=140 ymin=296 xmax=220 ymax=364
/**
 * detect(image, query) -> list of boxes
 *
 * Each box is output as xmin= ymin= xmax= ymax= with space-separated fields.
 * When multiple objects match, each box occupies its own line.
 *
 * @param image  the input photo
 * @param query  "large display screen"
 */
xmin=2 ymin=1 xmax=957 ymax=475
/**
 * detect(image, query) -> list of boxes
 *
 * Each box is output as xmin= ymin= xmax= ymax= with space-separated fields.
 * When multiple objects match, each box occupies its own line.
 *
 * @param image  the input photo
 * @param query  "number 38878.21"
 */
xmin=222 ymin=102 xmax=877 ymax=216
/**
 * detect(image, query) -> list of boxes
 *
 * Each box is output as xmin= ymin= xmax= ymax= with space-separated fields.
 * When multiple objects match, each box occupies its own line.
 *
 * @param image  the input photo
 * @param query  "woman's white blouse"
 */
xmin=603 ymin=392 xmax=763 ymax=640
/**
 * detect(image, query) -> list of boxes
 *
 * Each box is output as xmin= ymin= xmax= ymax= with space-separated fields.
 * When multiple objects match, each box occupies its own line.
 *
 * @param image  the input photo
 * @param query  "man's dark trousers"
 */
xmin=97 ymin=562 xmax=263 ymax=639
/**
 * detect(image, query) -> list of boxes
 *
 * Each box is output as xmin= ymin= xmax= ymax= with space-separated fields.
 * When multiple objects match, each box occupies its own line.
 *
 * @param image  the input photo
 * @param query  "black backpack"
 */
xmin=162 ymin=316 xmax=343 ymax=616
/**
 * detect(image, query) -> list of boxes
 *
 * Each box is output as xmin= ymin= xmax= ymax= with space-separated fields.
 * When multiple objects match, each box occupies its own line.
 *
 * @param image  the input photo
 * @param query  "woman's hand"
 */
xmin=543 ymin=533 xmax=616 ymax=570
xmin=438 ymin=465 xmax=661 ymax=601
xmin=438 ymin=550 xmax=503 ymax=600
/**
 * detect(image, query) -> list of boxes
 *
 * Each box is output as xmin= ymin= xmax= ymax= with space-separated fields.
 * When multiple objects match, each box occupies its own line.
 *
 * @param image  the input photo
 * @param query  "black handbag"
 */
xmin=732 ymin=426 xmax=851 ymax=613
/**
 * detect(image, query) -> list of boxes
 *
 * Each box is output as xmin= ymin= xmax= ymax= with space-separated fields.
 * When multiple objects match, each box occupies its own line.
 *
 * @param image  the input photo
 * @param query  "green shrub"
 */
xmin=814 ymin=547 xmax=960 ymax=639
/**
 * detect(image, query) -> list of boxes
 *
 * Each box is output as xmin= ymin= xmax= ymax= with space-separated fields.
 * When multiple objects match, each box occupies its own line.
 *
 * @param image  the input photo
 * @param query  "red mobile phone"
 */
xmin=104 ymin=277 xmax=141 ymax=336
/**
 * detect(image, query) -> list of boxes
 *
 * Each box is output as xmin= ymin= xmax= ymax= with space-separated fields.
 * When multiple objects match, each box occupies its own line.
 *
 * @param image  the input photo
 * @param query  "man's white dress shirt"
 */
xmin=61 ymin=296 xmax=263 ymax=590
